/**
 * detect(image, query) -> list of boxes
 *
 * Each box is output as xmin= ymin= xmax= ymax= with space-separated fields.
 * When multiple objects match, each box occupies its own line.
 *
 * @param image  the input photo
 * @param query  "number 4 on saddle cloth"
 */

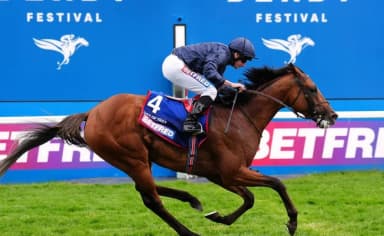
xmin=138 ymin=91 xmax=209 ymax=149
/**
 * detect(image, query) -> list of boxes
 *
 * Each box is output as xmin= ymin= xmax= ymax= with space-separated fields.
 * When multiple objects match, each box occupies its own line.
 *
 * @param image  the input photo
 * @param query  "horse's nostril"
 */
xmin=332 ymin=113 xmax=338 ymax=120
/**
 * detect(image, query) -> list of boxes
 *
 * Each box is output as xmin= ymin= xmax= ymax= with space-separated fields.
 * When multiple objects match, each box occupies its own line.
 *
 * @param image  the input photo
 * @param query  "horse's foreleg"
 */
xmin=272 ymin=178 xmax=298 ymax=236
xmin=230 ymin=167 xmax=298 ymax=235
xmin=156 ymin=185 xmax=203 ymax=211
xmin=204 ymin=184 xmax=254 ymax=225
xmin=265 ymin=177 xmax=297 ymax=236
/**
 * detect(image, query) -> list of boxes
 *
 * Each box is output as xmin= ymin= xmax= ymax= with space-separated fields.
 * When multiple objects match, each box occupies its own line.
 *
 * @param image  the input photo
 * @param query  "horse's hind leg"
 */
xmin=128 ymin=166 xmax=200 ymax=236
xmin=156 ymin=186 xmax=203 ymax=211
xmin=95 ymin=149 xmax=199 ymax=235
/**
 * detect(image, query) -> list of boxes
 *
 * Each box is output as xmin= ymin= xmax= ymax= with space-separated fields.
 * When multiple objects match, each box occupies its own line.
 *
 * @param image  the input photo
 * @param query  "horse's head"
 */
xmin=242 ymin=64 xmax=337 ymax=129
xmin=286 ymin=64 xmax=337 ymax=128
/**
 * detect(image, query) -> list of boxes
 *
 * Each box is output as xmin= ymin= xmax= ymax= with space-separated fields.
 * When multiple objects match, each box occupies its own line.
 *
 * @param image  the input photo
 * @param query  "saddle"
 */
xmin=138 ymin=91 xmax=209 ymax=149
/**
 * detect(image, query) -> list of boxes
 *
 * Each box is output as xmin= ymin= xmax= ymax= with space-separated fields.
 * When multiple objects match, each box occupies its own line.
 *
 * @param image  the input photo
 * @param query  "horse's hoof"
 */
xmin=205 ymin=211 xmax=230 ymax=225
xmin=180 ymin=231 xmax=200 ymax=236
xmin=286 ymin=220 xmax=297 ymax=236
xmin=205 ymin=211 xmax=221 ymax=222
xmin=190 ymin=199 xmax=203 ymax=212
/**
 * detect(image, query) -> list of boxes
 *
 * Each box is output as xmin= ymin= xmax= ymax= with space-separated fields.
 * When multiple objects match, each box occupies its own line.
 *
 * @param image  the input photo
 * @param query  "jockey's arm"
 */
xmin=224 ymin=80 xmax=246 ymax=92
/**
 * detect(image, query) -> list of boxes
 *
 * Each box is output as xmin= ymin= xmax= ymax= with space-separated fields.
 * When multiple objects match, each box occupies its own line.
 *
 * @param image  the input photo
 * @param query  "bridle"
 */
xmin=290 ymin=74 xmax=330 ymax=121
xmin=237 ymin=69 xmax=330 ymax=134
xmin=246 ymin=69 xmax=330 ymax=119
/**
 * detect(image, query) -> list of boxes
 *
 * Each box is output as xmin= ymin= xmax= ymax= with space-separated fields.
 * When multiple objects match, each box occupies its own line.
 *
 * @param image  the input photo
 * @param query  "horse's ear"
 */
xmin=287 ymin=63 xmax=296 ymax=73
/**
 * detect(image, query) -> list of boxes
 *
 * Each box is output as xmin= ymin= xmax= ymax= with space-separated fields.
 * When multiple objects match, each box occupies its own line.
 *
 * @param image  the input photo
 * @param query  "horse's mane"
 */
xmin=216 ymin=65 xmax=292 ymax=106
xmin=243 ymin=65 xmax=291 ymax=90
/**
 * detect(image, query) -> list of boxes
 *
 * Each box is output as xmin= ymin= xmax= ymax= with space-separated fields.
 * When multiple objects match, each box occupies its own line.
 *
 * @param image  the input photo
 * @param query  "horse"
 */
xmin=0 ymin=63 xmax=337 ymax=236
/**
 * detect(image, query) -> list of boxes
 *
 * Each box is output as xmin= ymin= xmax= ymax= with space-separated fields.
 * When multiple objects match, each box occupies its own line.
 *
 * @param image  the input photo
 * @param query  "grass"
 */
xmin=0 ymin=170 xmax=383 ymax=236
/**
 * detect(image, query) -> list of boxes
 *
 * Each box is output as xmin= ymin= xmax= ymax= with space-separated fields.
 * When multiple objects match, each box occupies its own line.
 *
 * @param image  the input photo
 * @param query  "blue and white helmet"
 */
xmin=229 ymin=37 xmax=256 ymax=59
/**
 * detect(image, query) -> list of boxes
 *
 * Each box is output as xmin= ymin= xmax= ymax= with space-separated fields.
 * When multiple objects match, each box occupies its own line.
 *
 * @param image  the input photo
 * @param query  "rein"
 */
xmin=224 ymin=89 xmax=239 ymax=133
xmin=244 ymin=89 xmax=306 ymax=119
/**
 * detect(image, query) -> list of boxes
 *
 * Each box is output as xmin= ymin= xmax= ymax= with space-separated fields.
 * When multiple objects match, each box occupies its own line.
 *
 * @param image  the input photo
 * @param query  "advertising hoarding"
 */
xmin=0 ymin=0 xmax=383 ymax=182
xmin=0 ymin=0 xmax=382 ymax=101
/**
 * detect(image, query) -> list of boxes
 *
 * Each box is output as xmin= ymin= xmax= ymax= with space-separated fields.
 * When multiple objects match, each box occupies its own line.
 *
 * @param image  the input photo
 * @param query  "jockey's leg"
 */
xmin=183 ymin=95 xmax=213 ymax=134
xmin=162 ymin=54 xmax=217 ymax=135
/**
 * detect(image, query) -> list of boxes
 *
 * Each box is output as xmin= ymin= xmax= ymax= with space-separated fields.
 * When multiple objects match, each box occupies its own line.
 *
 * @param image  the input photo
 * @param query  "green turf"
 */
xmin=0 ymin=170 xmax=383 ymax=235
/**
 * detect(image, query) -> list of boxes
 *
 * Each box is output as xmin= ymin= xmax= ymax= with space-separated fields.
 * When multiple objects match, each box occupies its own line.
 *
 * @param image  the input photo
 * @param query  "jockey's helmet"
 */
xmin=229 ymin=37 xmax=256 ymax=59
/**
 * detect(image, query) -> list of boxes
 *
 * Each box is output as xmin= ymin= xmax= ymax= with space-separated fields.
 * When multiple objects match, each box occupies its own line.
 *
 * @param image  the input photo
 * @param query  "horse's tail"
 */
xmin=0 ymin=113 xmax=88 ymax=177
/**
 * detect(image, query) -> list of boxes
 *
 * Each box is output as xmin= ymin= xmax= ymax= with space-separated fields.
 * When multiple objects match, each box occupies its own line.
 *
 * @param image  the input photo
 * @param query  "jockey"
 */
xmin=162 ymin=37 xmax=256 ymax=134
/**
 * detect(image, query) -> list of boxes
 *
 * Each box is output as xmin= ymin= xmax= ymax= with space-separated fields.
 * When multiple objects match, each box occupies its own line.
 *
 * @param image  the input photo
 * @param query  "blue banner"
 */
xmin=0 ymin=0 xmax=382 ymax=102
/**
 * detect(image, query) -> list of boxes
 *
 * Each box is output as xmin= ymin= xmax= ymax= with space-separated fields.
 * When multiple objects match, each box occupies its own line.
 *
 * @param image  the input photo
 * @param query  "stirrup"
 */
xmin=183 ymin=121 xmax=204 ymax=135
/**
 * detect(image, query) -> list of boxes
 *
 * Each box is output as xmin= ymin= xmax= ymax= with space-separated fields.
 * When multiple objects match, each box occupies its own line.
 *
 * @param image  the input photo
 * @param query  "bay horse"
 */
xmin=0 ymin=63 xmax=337 ymax=236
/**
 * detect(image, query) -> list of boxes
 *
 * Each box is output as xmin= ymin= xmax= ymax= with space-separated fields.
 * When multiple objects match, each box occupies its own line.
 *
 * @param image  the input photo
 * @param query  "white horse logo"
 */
xmin=33 ymin=34 xmax=89 ymax=70
xmin=262 ymin=34 xmax=315 ymax=64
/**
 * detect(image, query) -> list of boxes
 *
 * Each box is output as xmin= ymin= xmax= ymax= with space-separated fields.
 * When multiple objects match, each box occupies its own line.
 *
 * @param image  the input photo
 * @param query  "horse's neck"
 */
xmin=245 ymin=75 xmax=295 ymax=131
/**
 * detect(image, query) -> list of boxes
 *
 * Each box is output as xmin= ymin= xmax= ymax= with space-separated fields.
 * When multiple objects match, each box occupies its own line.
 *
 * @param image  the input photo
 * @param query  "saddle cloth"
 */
xmin=138 ymin=91 xmax=209 ymax=149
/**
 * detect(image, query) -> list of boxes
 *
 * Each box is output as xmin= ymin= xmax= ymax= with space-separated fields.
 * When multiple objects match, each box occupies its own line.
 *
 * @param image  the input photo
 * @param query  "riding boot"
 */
xmin=183 ymin=96 xmax=213 ymax=135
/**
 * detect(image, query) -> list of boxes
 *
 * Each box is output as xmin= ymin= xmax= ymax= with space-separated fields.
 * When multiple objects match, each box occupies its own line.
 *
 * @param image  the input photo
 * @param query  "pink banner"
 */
xmin=253 ymin=121 xmax=384 ymax=166
xmin=1 ymin=121 xmax=383 ymax=170
xmin=0 ymin=123 xmax=108 ymax=170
